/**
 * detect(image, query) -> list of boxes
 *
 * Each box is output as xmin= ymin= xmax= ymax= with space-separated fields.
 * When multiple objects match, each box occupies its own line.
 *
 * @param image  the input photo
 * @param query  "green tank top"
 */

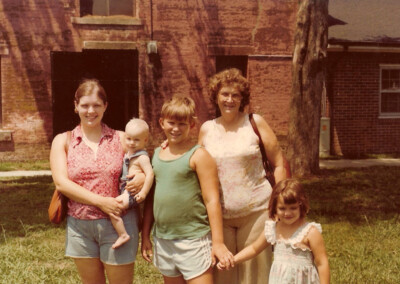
xmin=152 ymin=145 xmax=210 ymax=239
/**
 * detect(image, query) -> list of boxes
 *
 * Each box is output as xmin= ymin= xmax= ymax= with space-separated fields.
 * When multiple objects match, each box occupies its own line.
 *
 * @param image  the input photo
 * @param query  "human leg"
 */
xmin=110 ymin=192 xmax=131 ymax=249
xmin=99 ymin=209 xmax=139 ymax=263
xmin=74 ymin=258 xmax=106 ymax=284
xmin=213 ymin=219 xmax=238 ymax=284
xmin=163 ymin=275 xmax=186 ymax=284
xmin=65 ymin=213 xmax=138 ymax=282
xmin=66 ymin=216 xmax=106 ymax=283
xmin=187 ymin=267 xmax=213 ymax=284
xmin=117 ymin=190 xmax=131 ymax=209
xmin=104 ymin=262 xmax=134 ymax=284
xmin=110 ymin=213 xmax=130 ymax=249
xmin=154 ymin=234 xmax=213 ymax=283
xmin=237 ymin=210 xmax=272 ymax=284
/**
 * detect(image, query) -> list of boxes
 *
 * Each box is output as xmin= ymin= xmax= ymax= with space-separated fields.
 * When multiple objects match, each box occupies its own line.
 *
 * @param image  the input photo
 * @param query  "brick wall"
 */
xmin=328 ymin=51 xmax=400 ymax=156
xmin=0 ymin=1 xmax=77 ymax=160
xmin=248 ymin=56 xmax=292 ymax=137
xmin=148 ymin=0 xmax=296 ymax=139
xmin=0 ymin=0 xmax=297 ymax=161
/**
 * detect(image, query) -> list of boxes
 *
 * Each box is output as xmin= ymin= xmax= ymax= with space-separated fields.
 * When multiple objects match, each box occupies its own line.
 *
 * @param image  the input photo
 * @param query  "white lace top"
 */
xmin=264 ymin=220 xmax=322 ymax=284
xmin=202 ymin=115 xmax=272 ymax=219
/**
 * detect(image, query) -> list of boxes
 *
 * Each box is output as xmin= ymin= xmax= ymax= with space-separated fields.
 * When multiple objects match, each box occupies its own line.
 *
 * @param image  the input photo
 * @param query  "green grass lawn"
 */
xmin=0 ymin=167 xmax=399 ymax=283
xmin=0 ymin=160 xmax=50 ymax=171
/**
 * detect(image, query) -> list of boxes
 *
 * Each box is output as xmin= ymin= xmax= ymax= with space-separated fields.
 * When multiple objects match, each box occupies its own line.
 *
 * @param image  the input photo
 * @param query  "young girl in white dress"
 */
xmin=217 ymin=178 xmax=330 ymax=284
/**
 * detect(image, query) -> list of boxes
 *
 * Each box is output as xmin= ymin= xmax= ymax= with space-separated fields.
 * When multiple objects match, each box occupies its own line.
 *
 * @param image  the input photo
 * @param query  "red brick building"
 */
xmin=2 ymin=1 xmax=397 ymax=162
xmin=327 ymin=0 xmax=400 ymax=156
xmin=0 ymin=0 xmax=297 ymax=161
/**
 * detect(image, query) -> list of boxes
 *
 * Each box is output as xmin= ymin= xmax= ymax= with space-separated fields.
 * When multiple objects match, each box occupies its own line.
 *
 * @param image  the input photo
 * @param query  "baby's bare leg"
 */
xmin=110 ymin=191 xmax=131 ymax=249
xmin=116 ymin=190 xmax=130 ymax=209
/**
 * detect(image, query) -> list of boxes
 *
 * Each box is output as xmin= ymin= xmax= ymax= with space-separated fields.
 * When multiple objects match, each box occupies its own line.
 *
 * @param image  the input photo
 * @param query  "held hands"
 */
xmin=212 ymin=243 xmax=235 ymax=270
xmin=216 ymin=257 xmax=237 ymax=270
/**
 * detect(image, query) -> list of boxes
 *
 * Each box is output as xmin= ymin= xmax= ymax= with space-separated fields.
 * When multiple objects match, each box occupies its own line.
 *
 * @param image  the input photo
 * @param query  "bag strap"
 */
xmin=249 ymin=113 xmax=269 ymax=166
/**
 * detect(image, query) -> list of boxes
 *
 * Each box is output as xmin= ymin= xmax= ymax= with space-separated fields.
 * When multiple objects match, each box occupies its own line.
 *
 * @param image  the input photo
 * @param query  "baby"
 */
xmin=111 ymin=118 xmax=154 ymax=249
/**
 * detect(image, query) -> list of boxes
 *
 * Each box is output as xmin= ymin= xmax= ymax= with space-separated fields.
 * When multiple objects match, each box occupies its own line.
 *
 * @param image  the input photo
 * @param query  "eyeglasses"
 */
xmin=219 ymin=92 xmax=242 ymax=102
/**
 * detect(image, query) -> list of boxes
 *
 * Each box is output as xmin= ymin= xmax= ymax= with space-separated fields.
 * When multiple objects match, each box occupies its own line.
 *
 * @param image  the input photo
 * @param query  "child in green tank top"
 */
xmin=141 ymin=96 xmax=234 ymax=283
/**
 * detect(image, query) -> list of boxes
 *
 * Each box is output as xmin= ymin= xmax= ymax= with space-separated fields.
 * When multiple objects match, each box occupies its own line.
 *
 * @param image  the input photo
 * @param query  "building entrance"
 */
xmin=51 ymin=49 xmax=139 ymax=136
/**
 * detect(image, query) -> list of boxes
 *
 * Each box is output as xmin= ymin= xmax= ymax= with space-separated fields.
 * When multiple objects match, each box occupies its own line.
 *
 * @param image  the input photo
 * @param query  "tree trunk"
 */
xmin=286 ymin=0 xmax=328 ymax=176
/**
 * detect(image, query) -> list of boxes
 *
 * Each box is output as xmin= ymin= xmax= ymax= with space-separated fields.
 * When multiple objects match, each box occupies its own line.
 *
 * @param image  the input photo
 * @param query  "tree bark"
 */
xmin=286 ymin=0 xmax=328 ymax=176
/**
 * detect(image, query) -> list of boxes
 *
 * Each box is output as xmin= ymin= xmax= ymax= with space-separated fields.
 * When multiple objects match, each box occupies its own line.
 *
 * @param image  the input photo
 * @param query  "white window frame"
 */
xmin=81 ymin=0 xmax=134 ymax=17
xmin=72 ymin=0 xmax=141 ymax=26
xmin=379 ymin=64 xmax=400 ymax=118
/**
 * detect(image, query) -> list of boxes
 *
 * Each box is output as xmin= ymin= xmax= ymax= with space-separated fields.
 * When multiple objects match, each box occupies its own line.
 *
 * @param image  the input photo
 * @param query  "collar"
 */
xmin=71 ymin=123 xmax=113 ymax=147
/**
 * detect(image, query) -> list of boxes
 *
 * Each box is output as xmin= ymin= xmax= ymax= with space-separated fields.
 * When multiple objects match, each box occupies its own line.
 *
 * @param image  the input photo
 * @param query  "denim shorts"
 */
xmin=153 ymin=233 xmax=212 ymax=280
xmin=65 ymin=209 xmax=138 ymax=265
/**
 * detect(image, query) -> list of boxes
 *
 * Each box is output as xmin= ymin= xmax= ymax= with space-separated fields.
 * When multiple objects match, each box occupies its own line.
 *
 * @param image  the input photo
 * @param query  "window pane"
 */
xmin=382 ymin=69 xmax=389 ymax=80
xmin=382 ymin=78 xmax=390 ymax=89
xmin=81 ymin=0 xmax=133 ymax=16
xmin=381 ymin=69 xmax=400 ymax=90
xmin=92 ymin=0 xmax=108 ymax=16
xmin=80 ymin=0 xmax=94 ymax=16
xmin=389 ymin=70 xmax=400 ymax=89
xmin=381 ymin=92 xmax=400 ymax=113
xmin=110 ymin=0 xmax=133 ymax=16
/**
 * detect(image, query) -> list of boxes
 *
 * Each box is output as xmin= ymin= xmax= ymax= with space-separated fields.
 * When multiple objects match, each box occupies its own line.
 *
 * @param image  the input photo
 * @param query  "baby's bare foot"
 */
xmin=112 ymin=234 xmax=130 ymax=249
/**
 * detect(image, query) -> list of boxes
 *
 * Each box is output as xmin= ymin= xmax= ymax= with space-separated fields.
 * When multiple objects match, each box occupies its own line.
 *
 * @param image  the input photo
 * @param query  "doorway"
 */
xmin=51 ymin=49 xmax=139 ymax=136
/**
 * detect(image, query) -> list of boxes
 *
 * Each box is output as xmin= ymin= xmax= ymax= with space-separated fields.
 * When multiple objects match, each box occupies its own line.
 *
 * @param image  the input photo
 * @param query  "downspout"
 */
xmin=146 ymin=0 xmax=157 ymax=54
xmin=150 ymin=0 xmax=153 ymax=40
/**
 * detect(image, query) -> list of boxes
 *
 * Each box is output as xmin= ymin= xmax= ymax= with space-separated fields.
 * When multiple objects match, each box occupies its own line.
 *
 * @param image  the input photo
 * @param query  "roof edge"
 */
xmin=328 ymin=44 xmax=400 ymax=53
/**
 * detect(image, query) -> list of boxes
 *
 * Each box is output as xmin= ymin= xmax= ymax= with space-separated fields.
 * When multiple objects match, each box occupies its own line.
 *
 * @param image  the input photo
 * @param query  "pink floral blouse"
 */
xmin=67 ymin=124 xmax=124 ymax=220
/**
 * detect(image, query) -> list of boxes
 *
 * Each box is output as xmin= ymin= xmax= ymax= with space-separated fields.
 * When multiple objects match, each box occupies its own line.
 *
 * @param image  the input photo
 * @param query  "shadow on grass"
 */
xmin=302 ymin=166 xmax=400 ymax=224
xmin=1 ymin=167 xmax=400 ymax=238
xmin=0 ymin=176 xmax=56 ymax=239
xmin=0 ymin=176 xmax=164 ymax=283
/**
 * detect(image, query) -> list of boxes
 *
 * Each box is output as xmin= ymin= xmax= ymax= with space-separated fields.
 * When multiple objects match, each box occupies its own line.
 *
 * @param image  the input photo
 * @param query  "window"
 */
xmin=380 ymin=65 xmax=400 ymax=117
xmin=80 ymin=0 xmax=133 ymax=17
xmin=216 ymin=56 xmax=248 ymax=77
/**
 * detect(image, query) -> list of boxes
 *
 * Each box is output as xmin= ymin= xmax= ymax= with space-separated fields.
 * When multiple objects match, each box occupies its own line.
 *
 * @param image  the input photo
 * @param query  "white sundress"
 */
xmin=265 ymin=220 xmax=322 ymax=284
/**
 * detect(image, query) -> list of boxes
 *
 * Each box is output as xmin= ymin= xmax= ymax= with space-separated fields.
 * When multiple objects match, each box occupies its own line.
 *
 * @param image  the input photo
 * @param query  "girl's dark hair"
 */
xmin=268 ymin=178 xmax=310 ymax=219
xmin=74 ymin=78 xmax=107 ymax=104
xmin=208 ymin=68 xmax=250 ymax=112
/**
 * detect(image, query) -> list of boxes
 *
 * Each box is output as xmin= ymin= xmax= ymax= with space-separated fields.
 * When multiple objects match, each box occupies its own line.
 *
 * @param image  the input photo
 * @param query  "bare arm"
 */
xmin=253 ymin=114 xmax=288 ymax=183
xmin=141 ymin=184 xmax=155 ymax=263
xmin=191 ymin=147 xmax=234 ymax=268
xmin=197 ymin=120 xmax=212 ymax=146
xmin=235 ymin=230 xmax=270 ymax=265
xmin=308 ymin=227 xmax=330 ymax=284
xmin=50 ymin=133 xmax=124 ymax=215
xmin=135 ymin=155 xmax=154 ymax=199
xmin=118 ymin=130 xmax=127 ymax=151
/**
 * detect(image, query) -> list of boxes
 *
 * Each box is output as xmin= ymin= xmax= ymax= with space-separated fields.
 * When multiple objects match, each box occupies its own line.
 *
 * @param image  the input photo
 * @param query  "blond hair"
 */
xmin=125 ymin=118 xmax=150 ymax=137
xmin=160 ymin=96 xmax=197 ymax=122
